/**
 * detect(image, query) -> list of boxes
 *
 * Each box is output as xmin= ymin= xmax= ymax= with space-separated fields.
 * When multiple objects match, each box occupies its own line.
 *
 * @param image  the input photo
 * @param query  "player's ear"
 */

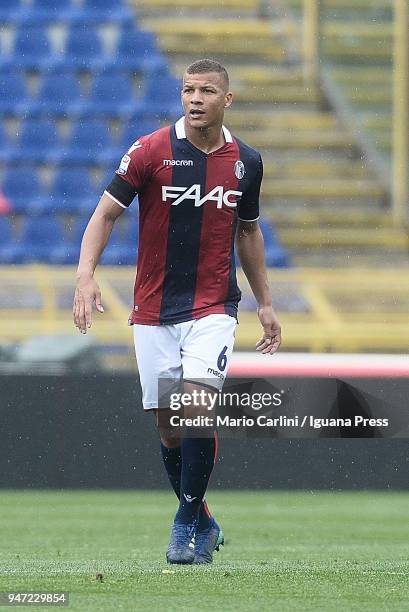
xmin=224 ymin=92 xmax=233 ymax=109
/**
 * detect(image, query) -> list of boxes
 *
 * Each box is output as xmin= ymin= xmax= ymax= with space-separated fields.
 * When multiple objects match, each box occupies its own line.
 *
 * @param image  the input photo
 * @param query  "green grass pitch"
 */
xmin=0 ymin=490 xmax=408 ymax=611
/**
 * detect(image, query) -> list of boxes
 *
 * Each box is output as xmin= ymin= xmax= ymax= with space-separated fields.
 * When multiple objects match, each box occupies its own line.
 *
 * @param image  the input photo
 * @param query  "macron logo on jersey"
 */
xmin=163 ymin=159 xmax=193 ymax=167
xmin=162 ymin=184 xmax=242 ymax=208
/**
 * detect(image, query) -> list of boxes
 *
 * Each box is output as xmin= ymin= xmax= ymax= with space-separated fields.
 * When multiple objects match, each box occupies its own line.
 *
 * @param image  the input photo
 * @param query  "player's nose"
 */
xmin=190 ymin=92 xmax=204 ymax=104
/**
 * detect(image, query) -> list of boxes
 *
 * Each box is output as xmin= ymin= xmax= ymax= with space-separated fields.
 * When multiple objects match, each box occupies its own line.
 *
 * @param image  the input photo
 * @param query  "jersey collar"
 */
xmin=175 ymin=117 xmax=233 ymax=143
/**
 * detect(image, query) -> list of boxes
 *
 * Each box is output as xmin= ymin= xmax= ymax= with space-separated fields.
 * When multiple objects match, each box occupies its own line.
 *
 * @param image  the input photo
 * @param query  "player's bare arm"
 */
xmin=73 ymin=193 xmax=124 ymax=333
xmin=236 ymin=219 xmax=282 ymax=354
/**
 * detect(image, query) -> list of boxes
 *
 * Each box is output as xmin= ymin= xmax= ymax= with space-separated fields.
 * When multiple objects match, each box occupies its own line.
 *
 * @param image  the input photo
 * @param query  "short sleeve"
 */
xmin=237 ymin=154 xmax=263 ymax=222
xmin=104 ymin=137 xmax=151 ymax=208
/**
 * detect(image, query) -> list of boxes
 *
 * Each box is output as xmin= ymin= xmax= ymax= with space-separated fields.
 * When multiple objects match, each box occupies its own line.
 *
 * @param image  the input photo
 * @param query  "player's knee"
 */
xmin=159 ymin=430 xmax=181 ymax=448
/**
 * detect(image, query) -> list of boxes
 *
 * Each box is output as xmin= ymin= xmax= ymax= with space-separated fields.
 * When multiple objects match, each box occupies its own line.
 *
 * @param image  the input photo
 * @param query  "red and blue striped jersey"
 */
xmin=105 ymin=117 xmax=263 ymax=326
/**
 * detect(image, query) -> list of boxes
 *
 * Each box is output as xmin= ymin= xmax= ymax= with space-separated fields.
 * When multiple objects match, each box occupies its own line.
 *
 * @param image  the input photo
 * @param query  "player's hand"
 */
xmin=73 ymin=276 xmax=104 ymax=334
xmin=256 ymin=305 xmax=281 ymax=354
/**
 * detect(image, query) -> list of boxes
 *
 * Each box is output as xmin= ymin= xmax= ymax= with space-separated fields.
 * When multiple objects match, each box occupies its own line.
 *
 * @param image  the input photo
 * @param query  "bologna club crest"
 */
xmin=234 ymin=160 xmax=245 ymax=179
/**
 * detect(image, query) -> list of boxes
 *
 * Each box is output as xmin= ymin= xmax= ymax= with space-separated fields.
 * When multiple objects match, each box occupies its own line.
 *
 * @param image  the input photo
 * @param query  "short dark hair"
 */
xmin=185 ymin=59 xmax=229 ymax=89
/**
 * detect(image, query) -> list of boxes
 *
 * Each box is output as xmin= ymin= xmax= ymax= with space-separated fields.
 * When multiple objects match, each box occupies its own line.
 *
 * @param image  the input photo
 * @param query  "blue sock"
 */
xmin=160 ymin=442 xmax=213 ymax=530
xmin=160 ymin=444 xmax=182 ymax=498
xmin=175 ymin=434 xmax=216 ymax=525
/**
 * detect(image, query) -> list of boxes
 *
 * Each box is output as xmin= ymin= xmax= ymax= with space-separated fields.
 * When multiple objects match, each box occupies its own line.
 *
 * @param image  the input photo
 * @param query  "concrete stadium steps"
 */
xmin=279 ymin=227 xmax=409 ymax=250
xmin=262 ymin=159 xmax=371 ymax=179
xmin=261 ymin=178 xmax=385 ymax=201
xmin=332 ymin=67 xmax=391 ymax=87
xmin=235 ymin=130 xmax=357 ymax=152
xmin=136 ymin=0 xmax=261 ymax=18
xmin=282 ymin=0 xmax=392 ymax=17
xmin=292 ymin=250 xmax=409 ymax=269
xmin=226 ymin=110 xmax=338 ymax=130
xmin=231 ymin=84 xmax=321 ymax=104
xmin=323 ymin=41 xmax=392 ymax=63
xmin=141 ymin=18 xmax=289 ymax=61
xmin=330 ymin=69 xmax=392 ymax=149
xmin=133 ymin=0 xmax=398 ymax=266
xmin=264 ymin=209 xmax=394 ymax=228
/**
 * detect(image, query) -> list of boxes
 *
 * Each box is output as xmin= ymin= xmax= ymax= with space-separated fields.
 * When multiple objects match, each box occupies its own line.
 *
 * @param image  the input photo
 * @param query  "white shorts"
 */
xmin=133 ymin=313 xmax=237 ymax=410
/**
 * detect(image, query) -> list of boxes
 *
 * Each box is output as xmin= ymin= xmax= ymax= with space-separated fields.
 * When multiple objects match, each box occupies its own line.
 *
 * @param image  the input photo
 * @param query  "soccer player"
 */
xmin=73 ymin=59 xmax=281 ymax=564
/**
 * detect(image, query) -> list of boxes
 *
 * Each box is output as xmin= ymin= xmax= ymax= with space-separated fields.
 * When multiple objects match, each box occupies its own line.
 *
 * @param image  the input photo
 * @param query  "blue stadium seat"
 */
xmin=0 ymin=0 xmax=24 ymax=24
xmin=121 ymin=121 xmax=160 ymax=147
xmin=20 ymin=216 xmax=65 ymax=263
xmin=65 ymin=119 xmax=114 ymax=165
xmin=2 ymin=168 xmax=42 ymax=214
xmin=0 ymin=72 xmax=30 ymax=115
xmin=12 ymin=27 xmax=54 ymax=70
xmin=0 ymin=217 xmax=26 ymax=264
xmin=48 ymin=216 xmax=88 ymax=264
xmin=258 ymin=219 xmax=291 ymax=267
xmin=86 ymin=71 xmax=136 ymax=118
xmin=122 ymin=213 xmax=139 ymax=245
xmin=63 ymin=27 xmax=105 ymax=70
xmin=0 ymin=216 xmax=12 ymax=243
xmin=42 ymin=168 xmax=96 ymax=215
xmin=17 ymin=0 xmax=78 ymax=25
xmin=0 ymin=122 xmax=13 ymax=162
xmin=141 ymin=74 xmax=181 ymax=118
xmin=100 ymin=225 xmax=137 ymax=265
xmin=233 ymin=218 xmax=291 ymax=268
xmin=32 ymin=72 xmax=84 ymax=117
xmin=11 ymin=119 xmax=62 ymax=164
xmin=73 ymin=0 xmax=134 ymax=25
xmin=113 ymin=28 xmax=166 ymax=72
xmin=264 ymin=244 xmax=292 ymax=267
xmin=259 ymin=218 xmax=278 ymax=243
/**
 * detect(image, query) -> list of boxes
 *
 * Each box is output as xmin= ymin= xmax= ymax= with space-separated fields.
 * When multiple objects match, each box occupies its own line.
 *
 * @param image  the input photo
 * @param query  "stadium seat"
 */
xmin=112 ymin=28 xmax=166 ymax=72
xmin=0 ymin=122 xmax=13 ymax=162
xmin=100 ymin=233 xmax=137 ymax=265
xmin=264 ymin=244 xmax=292 ymax=267
xmin=121 ymin=121 xmax=160 ymax=148
xmin=141 ymin=74 xmax=181 ymax=117
xmin=11 ymin=119 xmax=62 ymax=164
xmin=0 ymin=0 xmax=23 ymax=24
xmin=0 ymin=72 xmax=31 ymax=115
xmin=73 ymin=0 xmax=135 ymax=25
xmin=32 ymin=72 xmax=84 ymax=117
xmin=65 ymin=119 xmax=114 ymax=165
xmin=257 ymin=219 xmax=291 ymax=267
xmin=85 ymin=71 xmax=136 ymax=119
xmin=41 ymin=168 xmax=96 ymax=215
xmin=17 ymin=0 xmax=78 ymax=25
xmin=258 ymin=218 xmax=278 ymax=244
xmin=122 ymin=213 xmax=139 ymax=245
xmin=0 ymin=216 xmax=26 ymax=264
xmin=12 ymin=27 xmax=54 ymax=70
xmin=0 ymin=216 xmax=12 ymax=243
xmin=19 ymin=216 xmax=65 ymax=263
xmin=63 ymin=28 xmax=105 ymax=70
xmin=48 ymin=216 xmax=89 ymax=265
xmin=98 ymin=210 xmax=139 ymax=265
xmin=2 ymin=169 xmax=42 ymax=214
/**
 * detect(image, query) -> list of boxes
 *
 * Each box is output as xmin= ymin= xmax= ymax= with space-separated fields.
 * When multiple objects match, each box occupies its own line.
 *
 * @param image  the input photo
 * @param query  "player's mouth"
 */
xmin=189 ymin=109 xmax=206 ymax=119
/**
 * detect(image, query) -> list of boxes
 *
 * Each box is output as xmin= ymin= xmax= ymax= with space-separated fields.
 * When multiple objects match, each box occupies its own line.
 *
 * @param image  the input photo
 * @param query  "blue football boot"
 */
xmin=166 ymin=521 xmax=196 ymax=564
xmin=194 ymin=517 xmax=224 ymax=564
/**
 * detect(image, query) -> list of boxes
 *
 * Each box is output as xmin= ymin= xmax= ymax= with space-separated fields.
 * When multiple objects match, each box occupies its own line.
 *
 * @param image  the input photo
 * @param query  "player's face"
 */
xmin=181 ymin=72 xmax=233 ymax=129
